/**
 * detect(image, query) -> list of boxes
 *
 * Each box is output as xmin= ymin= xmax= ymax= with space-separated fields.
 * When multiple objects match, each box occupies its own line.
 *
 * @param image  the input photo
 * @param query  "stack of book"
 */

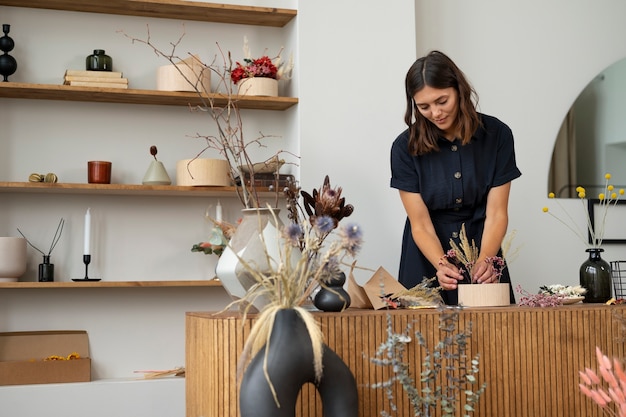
xmin=63 ymin=70 xmax=128 ymax=89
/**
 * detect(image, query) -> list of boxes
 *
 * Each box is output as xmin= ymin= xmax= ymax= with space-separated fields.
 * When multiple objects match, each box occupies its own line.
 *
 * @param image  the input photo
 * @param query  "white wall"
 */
xmin=3 ymin=0 xmax=626 ymax=416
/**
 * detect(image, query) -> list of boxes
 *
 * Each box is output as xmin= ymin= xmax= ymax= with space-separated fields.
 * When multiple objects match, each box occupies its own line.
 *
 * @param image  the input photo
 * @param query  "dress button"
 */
xmin=455 ymin=198 xmax=462 ymax=204
xmin=452 ymin=232 xmax=459 ymax=238
xmin=454 ymin=172 xmax=461 ymax=179
xmin=451 ymin=145 xmax=458 ymax=151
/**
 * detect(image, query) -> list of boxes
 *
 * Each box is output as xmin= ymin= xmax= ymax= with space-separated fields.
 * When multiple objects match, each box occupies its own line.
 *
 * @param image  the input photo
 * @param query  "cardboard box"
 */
xmin=0 ymin=330 xmax=91 ymax=386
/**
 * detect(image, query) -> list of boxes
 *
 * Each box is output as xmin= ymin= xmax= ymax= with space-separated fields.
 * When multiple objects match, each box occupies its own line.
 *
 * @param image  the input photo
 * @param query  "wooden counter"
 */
xmin=186 ymin=305 xmax=626 ymax=417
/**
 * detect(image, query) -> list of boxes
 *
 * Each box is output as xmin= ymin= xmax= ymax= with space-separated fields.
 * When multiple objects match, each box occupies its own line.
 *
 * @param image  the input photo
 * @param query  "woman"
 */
xmin=390 ymin=50 xmax=521 ymax=305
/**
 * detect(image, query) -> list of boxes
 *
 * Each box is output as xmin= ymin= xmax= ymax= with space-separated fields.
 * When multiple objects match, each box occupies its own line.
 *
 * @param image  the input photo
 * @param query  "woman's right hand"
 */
xmin=436 ymin=261 xmax=464 ymax=290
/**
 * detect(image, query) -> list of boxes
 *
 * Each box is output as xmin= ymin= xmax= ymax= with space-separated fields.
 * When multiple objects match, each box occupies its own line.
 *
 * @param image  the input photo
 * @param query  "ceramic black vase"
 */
xmin=580 ymin=248 xmax=612 ymax=303
xmin=239 ymin=308 xmax=358 ymax=417
xmin=0 ymin=24 xmax=17 ymax=82
xmin=314 ymin=271 xmax=351 ymax=312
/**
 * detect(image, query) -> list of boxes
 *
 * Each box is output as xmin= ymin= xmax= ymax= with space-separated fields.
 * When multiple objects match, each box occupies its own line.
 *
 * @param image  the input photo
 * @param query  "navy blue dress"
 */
xmin=390 ymin=113 xmax=522 ymax=305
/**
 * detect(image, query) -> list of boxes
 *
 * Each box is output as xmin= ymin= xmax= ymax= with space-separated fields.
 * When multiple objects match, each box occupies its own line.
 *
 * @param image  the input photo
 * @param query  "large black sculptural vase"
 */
xmin=239 ymin=308 xmax=359 ymax=417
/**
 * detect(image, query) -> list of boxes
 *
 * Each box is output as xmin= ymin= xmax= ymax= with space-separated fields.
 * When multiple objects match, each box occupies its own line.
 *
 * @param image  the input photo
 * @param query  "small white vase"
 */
xmin=236 ymin=77 xmax=278 ymax=97
xmin=0 ymin=237 xmax=28 ymax=282
xmin=142 ymin=160 xmax=172 ymax=185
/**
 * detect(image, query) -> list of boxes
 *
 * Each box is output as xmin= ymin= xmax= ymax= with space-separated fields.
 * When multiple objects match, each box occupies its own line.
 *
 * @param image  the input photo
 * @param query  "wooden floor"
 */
xmin=186 ymin=304 xmax=626 ymax=417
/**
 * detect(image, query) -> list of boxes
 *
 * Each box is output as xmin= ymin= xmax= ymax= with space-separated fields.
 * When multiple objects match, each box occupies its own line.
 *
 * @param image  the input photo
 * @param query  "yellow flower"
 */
xmin=544 ymin=173 xmax=622 ymax=248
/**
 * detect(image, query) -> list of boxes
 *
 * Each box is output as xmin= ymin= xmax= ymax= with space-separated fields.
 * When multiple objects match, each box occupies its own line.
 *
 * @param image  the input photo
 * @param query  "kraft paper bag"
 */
xmin=347 ymin=266 xmax=407 ymax=310
xmin=347 ymin=268 xmax=373 ymax=309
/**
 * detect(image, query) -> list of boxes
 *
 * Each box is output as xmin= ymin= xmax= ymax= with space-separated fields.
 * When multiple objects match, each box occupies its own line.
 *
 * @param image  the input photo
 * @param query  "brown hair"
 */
xmin=404 ymin=50 xmax=480 ymax=155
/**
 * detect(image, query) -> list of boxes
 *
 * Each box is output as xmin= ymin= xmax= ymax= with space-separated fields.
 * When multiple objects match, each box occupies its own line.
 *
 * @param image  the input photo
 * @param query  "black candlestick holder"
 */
xmin=72 ymin=255 xmax=101 ymax=282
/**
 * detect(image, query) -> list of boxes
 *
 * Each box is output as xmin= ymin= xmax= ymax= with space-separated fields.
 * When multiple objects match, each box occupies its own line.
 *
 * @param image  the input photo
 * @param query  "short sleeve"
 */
xmin=390 ymin=130 xmax=420 ymax=193
xmin=491 ymin=120 xmax=522 ymax=187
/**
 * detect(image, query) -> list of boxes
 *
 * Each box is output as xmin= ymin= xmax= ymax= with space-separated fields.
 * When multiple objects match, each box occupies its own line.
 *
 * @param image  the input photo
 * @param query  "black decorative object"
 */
xmin=580 ymin=248 xmax=612 ymax=303
xmin=38 ymin=255 xmax=54 ymax=282
xmin=0 ymin=24 xmax=17 ymax=82
xmin=314 ymin=271 xmax=351 ymax=312
xmin=72 ymin=255 xmax=101 ymax=282
xmin=239 ymin=308 xmax=358 ymax=417
xmin=17 ymin=218 xmax=64 ymax=282
xmin=86 ymin=49 xmax=112 ymax=71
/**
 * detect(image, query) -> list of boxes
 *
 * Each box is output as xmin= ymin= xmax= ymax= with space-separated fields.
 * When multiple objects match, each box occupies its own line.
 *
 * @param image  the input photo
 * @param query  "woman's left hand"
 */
xmin=471 ymin=260 xmax=497 ymax=284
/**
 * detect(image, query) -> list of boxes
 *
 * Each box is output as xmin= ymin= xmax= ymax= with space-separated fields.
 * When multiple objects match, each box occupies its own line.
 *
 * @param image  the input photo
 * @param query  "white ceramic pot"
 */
xmin=0 ymin=237 xmax=28 ymax=282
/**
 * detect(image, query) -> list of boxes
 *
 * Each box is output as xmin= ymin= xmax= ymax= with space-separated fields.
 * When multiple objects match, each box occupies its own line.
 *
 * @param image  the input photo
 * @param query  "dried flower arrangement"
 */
xmin=230 ymin=36 xmax=293 ymax=85
xmin=224 ymin=176 xmax=361 ymax=402
xmin=440 ymin=224 xmax=515 ymax=284
xmin=370 ymin=307 xmax=487 ymax=417
xmin=579 ymin=346 xmax=626 ymax=416
xmin=544 ymin=173 xmax=624 ymax=248
xmin=122 ymin=29 xmax=295 ymax=209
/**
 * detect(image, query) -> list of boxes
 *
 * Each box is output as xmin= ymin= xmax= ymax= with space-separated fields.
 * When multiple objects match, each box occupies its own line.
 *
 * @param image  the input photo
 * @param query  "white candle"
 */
xmin=216 ymin=200 xmax=223 ymax=223
xmin=84 ymin=208 xmax=91 ymax=255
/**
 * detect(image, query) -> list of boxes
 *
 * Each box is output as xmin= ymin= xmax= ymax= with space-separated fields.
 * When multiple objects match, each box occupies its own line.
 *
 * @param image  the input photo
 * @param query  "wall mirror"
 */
xmin=549 ymin=56 xmax=626 ymax=198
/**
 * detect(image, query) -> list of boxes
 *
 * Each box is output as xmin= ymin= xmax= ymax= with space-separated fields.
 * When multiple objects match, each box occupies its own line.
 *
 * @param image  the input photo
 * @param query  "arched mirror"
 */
xmin=549 ymin=56 xmax=626 ymax=198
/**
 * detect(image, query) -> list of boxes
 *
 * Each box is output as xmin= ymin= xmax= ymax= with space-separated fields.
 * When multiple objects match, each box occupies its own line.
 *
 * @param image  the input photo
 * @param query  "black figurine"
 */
xmin=0 ymin=24 xmax=17 ymax=82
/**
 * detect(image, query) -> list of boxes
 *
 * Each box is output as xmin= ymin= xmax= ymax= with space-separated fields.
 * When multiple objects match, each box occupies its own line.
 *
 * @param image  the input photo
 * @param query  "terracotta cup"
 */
xmin=87 ymin=161 xmax=112 ymax=184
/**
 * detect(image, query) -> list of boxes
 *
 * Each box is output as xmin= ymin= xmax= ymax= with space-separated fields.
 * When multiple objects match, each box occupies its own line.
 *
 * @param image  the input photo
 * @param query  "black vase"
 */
xmin=38 ymin=255 xmax=54 ymax=282
xmin=0 ymin=24 xmax=17 ymax=82
xmin=314 ymin=271 xmax=351 ymax=312
xmin=239 ymin=308 xmax=358 ymax=417
xmin=580 ymin=248 xmax=612 ymax=303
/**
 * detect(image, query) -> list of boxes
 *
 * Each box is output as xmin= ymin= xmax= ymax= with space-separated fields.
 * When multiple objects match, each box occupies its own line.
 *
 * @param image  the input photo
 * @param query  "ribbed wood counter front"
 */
xmin=186 ymin=305 xmax=626 ymax=417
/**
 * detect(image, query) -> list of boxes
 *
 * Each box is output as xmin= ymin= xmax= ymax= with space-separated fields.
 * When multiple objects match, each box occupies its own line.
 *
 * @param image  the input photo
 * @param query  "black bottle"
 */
xmin=86 ymin=49 xmax=113 ymax=71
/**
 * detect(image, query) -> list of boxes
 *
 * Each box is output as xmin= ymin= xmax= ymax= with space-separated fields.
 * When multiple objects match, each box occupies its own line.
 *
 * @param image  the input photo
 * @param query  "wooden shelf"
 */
xmin=0 ymin=181 xmax=284 ymax=198
xmin=0 ymin=0 xmax=297 ymax=27
xmin=0 ymin=83 xmax=298 ymax=110
xmin=0 ymin=280 xmax=223 ymax=288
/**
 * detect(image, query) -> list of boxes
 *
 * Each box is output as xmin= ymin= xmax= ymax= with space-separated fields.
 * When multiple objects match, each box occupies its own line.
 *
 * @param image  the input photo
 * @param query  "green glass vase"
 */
xmin=86 ymin=49 xmax=112 ymax=71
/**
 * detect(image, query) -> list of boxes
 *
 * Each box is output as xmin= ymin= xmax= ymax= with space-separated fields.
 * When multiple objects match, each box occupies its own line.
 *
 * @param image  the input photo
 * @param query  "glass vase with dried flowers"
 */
xmin=544 ymin=173 xmax=624 ymax=302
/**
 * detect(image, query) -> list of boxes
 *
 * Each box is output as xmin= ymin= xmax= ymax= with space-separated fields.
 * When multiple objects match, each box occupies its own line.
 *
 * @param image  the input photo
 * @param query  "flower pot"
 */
xmin=457 ymin=283 xmax=511 ymax=307
xmin=0 ymin=237 xmax=27 ymax=282
xmin=176 ymin=158 xmax=230 ymax=186
xmin=237 ymin=77 xmax=278 ymax=97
